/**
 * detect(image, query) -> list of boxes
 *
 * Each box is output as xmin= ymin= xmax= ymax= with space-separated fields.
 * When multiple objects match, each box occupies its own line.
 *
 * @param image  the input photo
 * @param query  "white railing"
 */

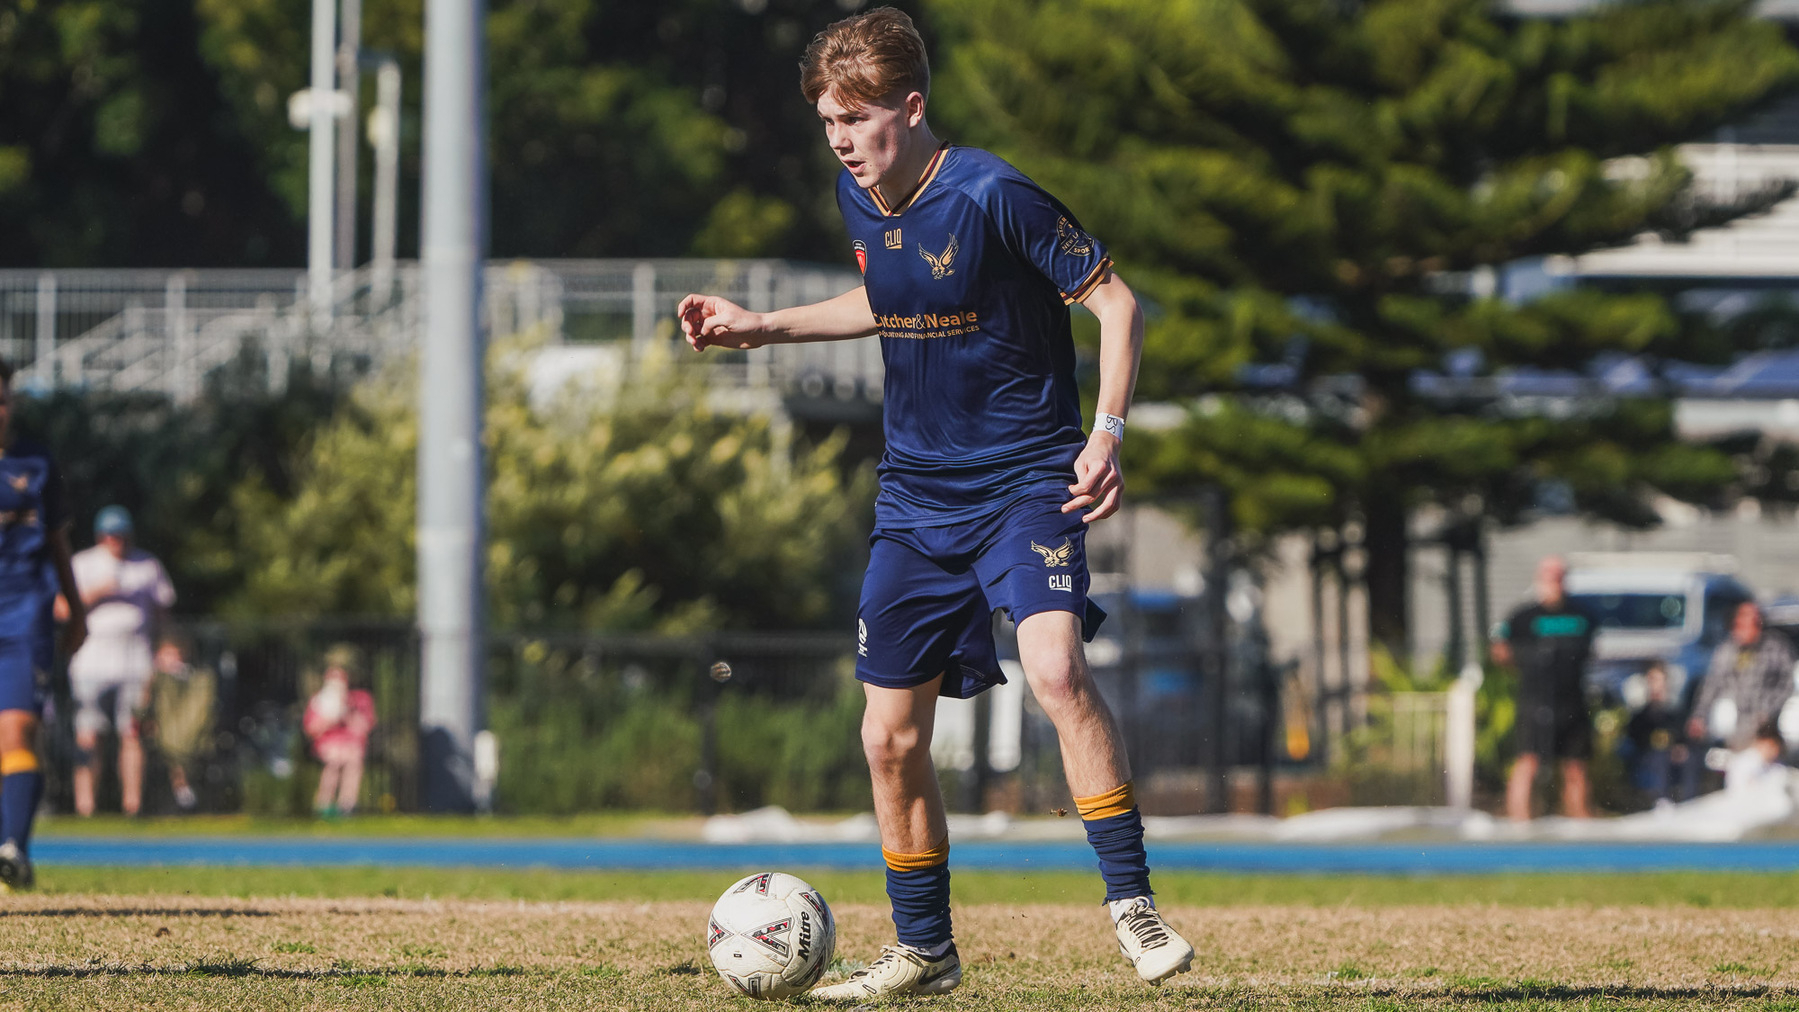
xmin=0 ymin=259 xmax=875 ymax=404
xmin=1556 ymin=143 xmax=1799 ymax=279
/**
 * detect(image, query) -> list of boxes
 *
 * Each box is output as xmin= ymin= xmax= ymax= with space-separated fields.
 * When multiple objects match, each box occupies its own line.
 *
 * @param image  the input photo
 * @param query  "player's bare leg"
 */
xmin=1507 ymin=752 xmax=1540 ymax=821
xmin=860 ymin=680 xmax=947 ymax=854
xmin=1560 ymin=759 xmax=1591 ymax=819
xmin=811 ymin=678 xmax=962 ymax=1000
xmin=72 ymin=729 xmax=98 ymax=816
xmin=1015 ymin=611 xmax=1130 ymax=796
xmin=1016 ymin=611 xmax=1194 ymax=984
xmin=118 ymin=726 xmax=144 ymax=816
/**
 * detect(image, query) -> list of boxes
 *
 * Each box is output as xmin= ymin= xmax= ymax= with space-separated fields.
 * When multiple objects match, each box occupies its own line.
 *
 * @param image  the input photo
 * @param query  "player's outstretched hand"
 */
xmin=677 ymin=294 xmax=772 ymax=352
xmin=1065 ymin=432 xmax=1123 ymax=523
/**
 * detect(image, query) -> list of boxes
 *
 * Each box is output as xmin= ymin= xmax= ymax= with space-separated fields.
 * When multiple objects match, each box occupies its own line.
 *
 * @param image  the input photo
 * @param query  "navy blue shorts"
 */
xmin=0 ymin=599 xmax=51 ymax=716
xmin=855 ymin=492 xmax=1106 ymax=699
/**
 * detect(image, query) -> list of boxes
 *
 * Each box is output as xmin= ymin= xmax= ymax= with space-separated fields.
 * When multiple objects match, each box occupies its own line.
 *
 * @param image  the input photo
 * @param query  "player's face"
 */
xmin=817 ymin=88 xmax=917 ymax=191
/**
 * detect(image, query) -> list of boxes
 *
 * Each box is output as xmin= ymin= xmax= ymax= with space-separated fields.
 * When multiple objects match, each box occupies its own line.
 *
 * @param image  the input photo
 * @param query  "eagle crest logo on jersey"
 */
xmin=1056 ymin=216 xmax=1092 ymax=256
xmin=853 ymin=239 xmax=867 ymax=275
xmin=918 ymin=234 xmax=958 ymax=279
xmin=1031 ymin=539 xmax=1075 ymax=568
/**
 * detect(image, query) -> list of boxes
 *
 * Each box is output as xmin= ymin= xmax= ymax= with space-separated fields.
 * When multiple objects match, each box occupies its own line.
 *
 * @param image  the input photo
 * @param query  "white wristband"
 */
xmin=1095 ymin=412 xmax=1125 ymax=442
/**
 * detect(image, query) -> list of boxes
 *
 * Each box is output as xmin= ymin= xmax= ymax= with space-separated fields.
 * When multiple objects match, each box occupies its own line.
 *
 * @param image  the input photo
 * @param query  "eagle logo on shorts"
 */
xmin=1030 ymin=539 xmax=1075 ymax=568
xmin=1056 ymin=216 xmax=1092 ymax=256
xmin=918 ymin=234 xmax=958 ymax=279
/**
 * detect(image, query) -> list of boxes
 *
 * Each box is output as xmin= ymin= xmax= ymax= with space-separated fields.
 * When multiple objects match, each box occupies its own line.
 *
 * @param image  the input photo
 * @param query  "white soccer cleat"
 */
xmin=1112 ymin=898 xmax=1192 ymax=984
xmin=0 ymin=841 xmax=33 ymax=892
xmin=809 ymin=943 xmax=962 ymax=1001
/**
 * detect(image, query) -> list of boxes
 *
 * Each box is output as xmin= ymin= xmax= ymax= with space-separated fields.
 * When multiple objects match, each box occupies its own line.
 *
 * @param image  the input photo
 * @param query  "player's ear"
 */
xmin=904 ymin=90 xmax=926 ymax=129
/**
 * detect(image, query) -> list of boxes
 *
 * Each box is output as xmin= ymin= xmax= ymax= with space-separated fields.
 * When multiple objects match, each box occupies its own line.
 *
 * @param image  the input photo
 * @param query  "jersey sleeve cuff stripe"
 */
xmin=1061 ymin=257 xmax=1112 ymax=305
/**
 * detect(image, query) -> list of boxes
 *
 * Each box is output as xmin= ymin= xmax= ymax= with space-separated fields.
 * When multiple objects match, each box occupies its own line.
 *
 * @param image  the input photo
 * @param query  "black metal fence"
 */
xmin=45 ymin=611 xmax=1298 ymax=817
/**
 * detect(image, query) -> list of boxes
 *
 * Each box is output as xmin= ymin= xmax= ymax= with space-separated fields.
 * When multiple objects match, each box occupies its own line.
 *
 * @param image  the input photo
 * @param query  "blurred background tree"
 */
xmin=224 ymin=340 xmax=873 ymax=631
xmin=0 ymin=0 xmax=302 ymax=265
xmin=931 ymin=0 xmax=1799 ymax=655
xmin=2 ymin=0 xmax=924 ymax=265
xmin=15 ymin=362 xmax=345 ymax=613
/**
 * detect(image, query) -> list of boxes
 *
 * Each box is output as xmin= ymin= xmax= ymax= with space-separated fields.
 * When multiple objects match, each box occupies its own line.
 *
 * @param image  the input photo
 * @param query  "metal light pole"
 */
xmin=335 ymin=0 xmax=363 ymax=273
xmin=367 ymin=55 xmax=402 ymax=309
xmin=307 ymin=0 xmax=338 ymax=317
xmin=418 ymin=0 xmax=487 ymax=812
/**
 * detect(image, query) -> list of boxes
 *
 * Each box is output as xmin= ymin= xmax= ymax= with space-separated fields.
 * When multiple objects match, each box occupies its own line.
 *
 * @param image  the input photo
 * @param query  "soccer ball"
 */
xmin=707 ymin=871 xmax=835 ymax=999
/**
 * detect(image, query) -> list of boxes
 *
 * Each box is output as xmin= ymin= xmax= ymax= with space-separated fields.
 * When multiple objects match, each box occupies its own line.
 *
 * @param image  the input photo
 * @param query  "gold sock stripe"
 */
xmin=1074 ymin=781 xmax=1136 ymax=821
xmin=883 ymin=840 xmax=950 ymax=872
xmin=0 ymin=749 xmax=38 ymax=776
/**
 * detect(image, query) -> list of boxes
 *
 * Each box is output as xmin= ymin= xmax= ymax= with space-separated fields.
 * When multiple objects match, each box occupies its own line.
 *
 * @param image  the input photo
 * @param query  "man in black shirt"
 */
xmin=1491 ymin=556 xmax=1596 ymax=821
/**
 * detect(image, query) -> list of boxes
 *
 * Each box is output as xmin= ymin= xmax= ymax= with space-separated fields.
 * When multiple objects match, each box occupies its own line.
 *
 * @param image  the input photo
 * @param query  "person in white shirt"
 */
xmin=60 ymin=506 xmax=174 ymax=816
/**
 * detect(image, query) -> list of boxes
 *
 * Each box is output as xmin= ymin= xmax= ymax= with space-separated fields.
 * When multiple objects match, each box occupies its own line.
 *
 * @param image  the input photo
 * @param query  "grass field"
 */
xmin=6 ymin=868 xmax=1799 ymax=1009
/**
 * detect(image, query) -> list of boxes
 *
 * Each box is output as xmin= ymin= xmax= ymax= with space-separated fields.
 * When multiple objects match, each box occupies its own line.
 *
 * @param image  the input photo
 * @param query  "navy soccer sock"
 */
xmin=884 ymin=841 xmax=954 ymax=953
xmin=1 ymin=749 xmax=43 ymax=853
xmin=1075 ymin=782 xmax=1153 ymax=903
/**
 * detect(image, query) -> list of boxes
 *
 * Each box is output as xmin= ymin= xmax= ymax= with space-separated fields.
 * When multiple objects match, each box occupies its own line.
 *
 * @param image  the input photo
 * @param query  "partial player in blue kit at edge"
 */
xmin=0 ymin=358 xmax=87 ymax=890
xmin=678 ymin=8 xmax=1193 ymax=999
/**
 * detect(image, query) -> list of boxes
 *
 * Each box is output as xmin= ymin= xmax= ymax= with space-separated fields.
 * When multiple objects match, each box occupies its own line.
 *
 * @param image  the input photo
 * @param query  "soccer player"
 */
xmin=678 ymin=8 xmax=1193 ymax=998
xmin=0 ymin=359 xmax=86 ymax=888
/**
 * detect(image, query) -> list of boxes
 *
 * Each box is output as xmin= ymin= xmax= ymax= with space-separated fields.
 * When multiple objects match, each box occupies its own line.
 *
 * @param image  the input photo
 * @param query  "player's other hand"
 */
xmin=1064 ymin=431 xmax=1123 ymax=523
xmin=60 ymin=612 xmax=86 ymax=657
xmin=677 ymin=294 xmax=772 ymax=351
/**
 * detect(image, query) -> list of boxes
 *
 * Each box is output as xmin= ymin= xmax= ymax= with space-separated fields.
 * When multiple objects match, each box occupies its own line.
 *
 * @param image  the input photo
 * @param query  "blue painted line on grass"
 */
xmin=28 ymin=837 xmax=1799 ymax=874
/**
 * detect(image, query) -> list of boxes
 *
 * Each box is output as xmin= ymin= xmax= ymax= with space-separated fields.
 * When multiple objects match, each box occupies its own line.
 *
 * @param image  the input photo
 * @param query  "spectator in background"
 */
xmin=61 ymin=506 xmax=174 ymax=817
xmin=302 ymin=644 xmax=375 ymax=818
xmin=1491 ymin=555 xmax=1597 ymax=821
xmin=143 ymin=633 xmax=214 ymax=812
xmin=1689 ymin=602 xmax=1795 ymax=761
xmin=1623 ymin=661 xmax=1691 ymax=806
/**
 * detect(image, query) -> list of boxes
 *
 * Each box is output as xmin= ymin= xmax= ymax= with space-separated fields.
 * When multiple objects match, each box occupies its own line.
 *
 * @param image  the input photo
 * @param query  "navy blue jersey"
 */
xmin=0 ymin=440 xmax=66 ymax=616
xmin=837 ymin=145 xmax=1111 ymax=527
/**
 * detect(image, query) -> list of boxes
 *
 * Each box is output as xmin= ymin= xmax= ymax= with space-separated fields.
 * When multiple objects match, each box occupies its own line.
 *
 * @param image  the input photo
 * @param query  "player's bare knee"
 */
xmin=861 ymin=715 xmax=925 ymax=773
xmin=1026 ymin=661 xmax=1087 ymax=718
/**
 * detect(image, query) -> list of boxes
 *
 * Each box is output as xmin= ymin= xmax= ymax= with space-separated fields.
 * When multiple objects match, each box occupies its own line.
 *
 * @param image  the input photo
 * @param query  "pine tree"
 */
xmin=932 ymin=0 xmax=1799 ymax=655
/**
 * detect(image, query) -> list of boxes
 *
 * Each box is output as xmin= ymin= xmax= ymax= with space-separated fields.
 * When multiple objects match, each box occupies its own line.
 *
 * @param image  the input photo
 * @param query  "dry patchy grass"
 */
xmin=0 ymin=894 xmax=1797 ymax=1009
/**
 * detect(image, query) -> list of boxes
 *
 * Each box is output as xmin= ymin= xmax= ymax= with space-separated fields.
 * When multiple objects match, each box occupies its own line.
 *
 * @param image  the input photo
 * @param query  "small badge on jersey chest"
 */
xmin=883 ymin=228 xmax=902 ymax=250
xmin=852 ymin=240 xmax=867 ymax=274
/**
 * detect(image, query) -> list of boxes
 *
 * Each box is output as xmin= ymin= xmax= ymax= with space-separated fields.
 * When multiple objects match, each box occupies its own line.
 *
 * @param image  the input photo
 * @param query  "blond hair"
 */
xmin=800 ymin=7 xmax=929 ymax=107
